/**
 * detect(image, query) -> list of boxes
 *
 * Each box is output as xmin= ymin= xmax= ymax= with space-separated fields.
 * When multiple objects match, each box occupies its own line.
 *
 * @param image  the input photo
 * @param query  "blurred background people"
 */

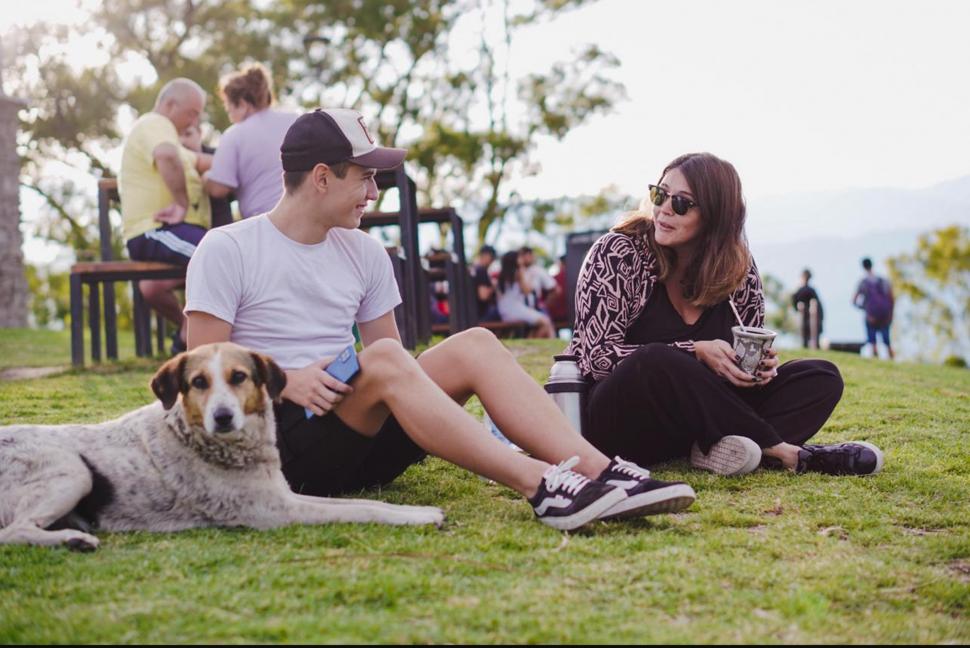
xmin=204 ymin=62 xmax=298 ymax=218
xmin=119 ymin=78 xmax=210 ymax=354
xmin=496 ymin=250 xmax=554 ymax=338
xmin=791 ymin=268 xmax=823 ymax=349
xmin=472 ymin=244 xmax=500 ymax=323
xmin=179 ymin=122 xmax=232 ymax=227
xmin=853 ymin=257 xmax=895 ymax=360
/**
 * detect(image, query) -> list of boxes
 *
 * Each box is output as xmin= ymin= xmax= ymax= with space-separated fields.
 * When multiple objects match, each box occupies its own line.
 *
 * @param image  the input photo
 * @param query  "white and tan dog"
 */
xmin=0 ymin=342 xmax=443 ymax=551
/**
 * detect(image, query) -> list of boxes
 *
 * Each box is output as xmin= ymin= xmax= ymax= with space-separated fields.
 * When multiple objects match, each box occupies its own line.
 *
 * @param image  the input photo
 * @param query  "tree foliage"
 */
xmin=887 ymin=225 xmax=970 ymax=364
xmin=4 ymin=0 xmax=623 ymax=327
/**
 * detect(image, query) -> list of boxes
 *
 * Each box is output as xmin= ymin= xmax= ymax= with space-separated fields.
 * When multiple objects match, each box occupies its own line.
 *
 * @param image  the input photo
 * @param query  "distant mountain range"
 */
xmin=746 ymin=175 xmax=970 ymax=359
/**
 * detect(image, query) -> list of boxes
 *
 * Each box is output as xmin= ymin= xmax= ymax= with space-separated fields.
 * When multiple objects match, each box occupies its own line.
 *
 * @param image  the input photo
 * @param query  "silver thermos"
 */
xmin=544 ymin=354 xmax=588 ymax=436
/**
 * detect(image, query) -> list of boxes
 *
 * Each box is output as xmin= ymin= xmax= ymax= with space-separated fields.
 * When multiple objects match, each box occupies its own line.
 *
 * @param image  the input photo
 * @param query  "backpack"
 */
xmin=863 ymin=277 xmax=893 ymax=325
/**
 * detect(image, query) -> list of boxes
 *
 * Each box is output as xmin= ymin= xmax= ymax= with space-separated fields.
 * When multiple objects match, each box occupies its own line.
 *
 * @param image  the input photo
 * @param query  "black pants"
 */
xmin=584 ymin=344 xmax=844 ymax=467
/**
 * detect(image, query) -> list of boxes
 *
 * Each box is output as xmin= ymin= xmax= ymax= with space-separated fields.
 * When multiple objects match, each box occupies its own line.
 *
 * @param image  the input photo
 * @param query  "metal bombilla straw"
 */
xmin=729 ymin=299 xmax=749 ymax=332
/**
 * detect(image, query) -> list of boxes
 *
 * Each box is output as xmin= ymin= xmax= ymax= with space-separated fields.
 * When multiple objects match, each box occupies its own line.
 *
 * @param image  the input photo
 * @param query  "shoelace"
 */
xmin=611 ymin=456 xmax=650 ymax=480
xmin=542 ymin=456 xmax=589 ymax=496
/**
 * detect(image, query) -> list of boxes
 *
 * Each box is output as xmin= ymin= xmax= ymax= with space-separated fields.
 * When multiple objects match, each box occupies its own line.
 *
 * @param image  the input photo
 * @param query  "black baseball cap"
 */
xmin=280 ymin=108 xmax=407 ymax=172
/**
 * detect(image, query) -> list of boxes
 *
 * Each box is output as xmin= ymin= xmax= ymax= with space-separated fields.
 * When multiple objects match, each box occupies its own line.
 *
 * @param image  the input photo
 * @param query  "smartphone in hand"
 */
xmin=305 ymin=345 xmax=361 ymax=419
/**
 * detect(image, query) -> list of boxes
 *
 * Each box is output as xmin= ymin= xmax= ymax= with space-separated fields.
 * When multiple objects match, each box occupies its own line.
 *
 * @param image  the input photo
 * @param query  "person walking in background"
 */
xmin=496 ymin=250 xmax=555 ymax=338
xmin=853 ymin=257 xmax=895 ymax=360
xmin=791 ymin=268 xmax=823 ymax=348
xmin=204 ymin=62 xmax=299 ymax=218
xmin=471 ymin=244 xmax=500 ymax=323
xmin=119 ymin=77 xmax=210 ymax=355
xmin=568 ymin=152 xmax=884 ymax=478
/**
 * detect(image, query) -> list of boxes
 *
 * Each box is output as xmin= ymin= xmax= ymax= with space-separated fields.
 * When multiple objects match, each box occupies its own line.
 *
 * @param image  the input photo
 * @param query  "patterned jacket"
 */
xmin=566 ymin=231 xmax=765 ymax=381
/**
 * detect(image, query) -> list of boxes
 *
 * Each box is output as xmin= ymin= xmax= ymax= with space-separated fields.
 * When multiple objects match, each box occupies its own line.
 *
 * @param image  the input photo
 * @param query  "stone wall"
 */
xmin=0 ymin=95 xmax=28 ymax=328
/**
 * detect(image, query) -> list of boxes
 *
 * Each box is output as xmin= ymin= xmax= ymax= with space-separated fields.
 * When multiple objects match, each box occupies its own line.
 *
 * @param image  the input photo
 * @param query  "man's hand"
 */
xmin=694 ymin=340 xmax=778 ymax=388
xmin=153 ymin=202 xmax=188 ymax=225
xmin=281 ymin=358 xmax=354 ymax=416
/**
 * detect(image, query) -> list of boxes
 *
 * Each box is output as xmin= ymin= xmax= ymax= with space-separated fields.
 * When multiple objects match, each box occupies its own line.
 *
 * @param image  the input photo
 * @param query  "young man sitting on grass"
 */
xmin=183 ymin=108 xmax=697 ymax=531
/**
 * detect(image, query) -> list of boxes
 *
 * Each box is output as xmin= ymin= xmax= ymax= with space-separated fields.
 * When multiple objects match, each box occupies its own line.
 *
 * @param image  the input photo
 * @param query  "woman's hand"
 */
xmin=763 ymin=441 xmax=804 ymax=471
xmin=695 ymin=340 xmax=780 ymax=387
xmin=693 ymin=339 xmax=763 ymax=388
xmin=280 ymin=358 xmax=354 ymax=416
xmin=756 ymin=348 xmax=780 ymax=385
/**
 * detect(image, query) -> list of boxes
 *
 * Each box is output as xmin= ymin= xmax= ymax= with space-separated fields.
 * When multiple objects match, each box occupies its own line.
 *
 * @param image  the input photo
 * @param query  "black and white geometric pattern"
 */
xmin=566 ymin=232 xmax=765 ymax=381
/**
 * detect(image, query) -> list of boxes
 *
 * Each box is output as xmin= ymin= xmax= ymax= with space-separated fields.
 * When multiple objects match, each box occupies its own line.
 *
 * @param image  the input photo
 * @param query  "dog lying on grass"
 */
xmin=0 ymin=342 xmax=444 ymax=551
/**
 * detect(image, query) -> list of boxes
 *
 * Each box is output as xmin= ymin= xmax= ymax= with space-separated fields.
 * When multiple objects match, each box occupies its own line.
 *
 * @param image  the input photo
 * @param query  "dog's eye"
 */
xmin=229 ymin=370 xmax=247 ymax=385
xmin=191 ymin=376 xmax=209 ymax=390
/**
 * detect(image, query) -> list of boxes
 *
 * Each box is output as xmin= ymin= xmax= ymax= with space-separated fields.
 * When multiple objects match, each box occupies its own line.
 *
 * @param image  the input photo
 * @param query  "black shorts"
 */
xmin=273 ymin=400 xmax=427 ymax=496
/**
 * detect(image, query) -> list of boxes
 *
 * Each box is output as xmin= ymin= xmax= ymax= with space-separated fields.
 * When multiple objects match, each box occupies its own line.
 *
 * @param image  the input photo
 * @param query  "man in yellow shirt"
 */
xmin=119 ymin=78 xmax=210 ymax=353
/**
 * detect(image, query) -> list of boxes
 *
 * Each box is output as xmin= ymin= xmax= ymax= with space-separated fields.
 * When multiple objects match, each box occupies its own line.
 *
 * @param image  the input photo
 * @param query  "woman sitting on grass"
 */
xmin=496 ymin=250 xmax=554 ymax=339
xmin=567 ymin=152 xmax=884 ymax=476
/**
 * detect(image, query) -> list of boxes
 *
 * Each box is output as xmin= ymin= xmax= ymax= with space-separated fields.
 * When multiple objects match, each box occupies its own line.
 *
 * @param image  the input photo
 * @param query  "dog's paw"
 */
xmin=64 ymin=532 xmax=99 ymax=552
xmin=414 ymin=506 xmax=445 ymax=528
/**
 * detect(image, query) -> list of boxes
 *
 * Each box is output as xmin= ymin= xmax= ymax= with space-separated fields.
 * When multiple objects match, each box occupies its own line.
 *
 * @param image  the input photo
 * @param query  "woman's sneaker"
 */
xmin=595 ymin=457 xmax=696 ymax=520
xmin=690 ymin=435 xmax=762 ymax=476
xmin=528 ymin=457 xmax=627 ymax=531
xmin=800 ymin=441 xmax=884 ymax=475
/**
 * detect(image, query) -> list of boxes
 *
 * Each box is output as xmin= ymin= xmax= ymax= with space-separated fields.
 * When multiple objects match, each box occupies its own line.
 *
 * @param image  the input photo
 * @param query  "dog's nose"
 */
xmin=213 ymin=408 xmax=236 ymax=432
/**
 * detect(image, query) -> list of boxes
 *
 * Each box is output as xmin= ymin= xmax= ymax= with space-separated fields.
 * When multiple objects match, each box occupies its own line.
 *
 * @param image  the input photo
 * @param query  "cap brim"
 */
xmin=349 ymin=147 xmax=407 ymax=170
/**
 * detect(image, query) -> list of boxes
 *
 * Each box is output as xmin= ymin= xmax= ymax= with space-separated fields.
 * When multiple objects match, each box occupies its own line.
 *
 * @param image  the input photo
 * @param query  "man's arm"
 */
xmin=204 ymin=177 xmax=234 ymax=199
xmin=186 ymin=311 xmax=232 ymax=349
xmin=153 ymin=142 xmax=189 ymax=209
xmin=357 ymin=310 xmax=402 ymax=347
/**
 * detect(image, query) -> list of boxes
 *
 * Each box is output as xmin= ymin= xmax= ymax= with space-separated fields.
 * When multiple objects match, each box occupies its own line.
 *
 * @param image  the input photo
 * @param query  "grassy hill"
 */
xmin=0 ymin=332 xmax=967 ymax=643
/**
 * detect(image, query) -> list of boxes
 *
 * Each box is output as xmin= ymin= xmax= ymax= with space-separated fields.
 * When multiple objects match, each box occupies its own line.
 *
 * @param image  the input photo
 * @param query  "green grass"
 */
xmin=0 ymin=328 xmax=139 ymax=370
xmin=1 ymin=332 xmax=968 ymax=643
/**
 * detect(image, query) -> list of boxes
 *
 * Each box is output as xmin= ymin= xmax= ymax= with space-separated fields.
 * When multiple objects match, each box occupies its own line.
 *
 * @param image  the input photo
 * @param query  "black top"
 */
xmin=472 ymin=265 xmax=496 ymax=317
xmin=792 ymin=285 xmax=824 ymax=321
xmin=625 ymin=282 xmax=735 ymax=346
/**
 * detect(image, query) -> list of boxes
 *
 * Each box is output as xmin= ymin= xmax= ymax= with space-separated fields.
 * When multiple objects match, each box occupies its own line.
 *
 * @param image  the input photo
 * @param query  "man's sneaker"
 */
xmin=690 ymin=435 xmax=762 ymax=476
xmin=528 ymin=456 xmax=627 ymax=531
xmin=596 ymin=456 xmax=696 ymax=520
xmin=801 ymin=441 xmax=884 ymax=475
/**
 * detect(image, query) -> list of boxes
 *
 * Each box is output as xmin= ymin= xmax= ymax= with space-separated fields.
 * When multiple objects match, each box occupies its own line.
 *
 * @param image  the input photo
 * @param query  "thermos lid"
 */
xmin=553 ymin=354 xmax=579 ymax=361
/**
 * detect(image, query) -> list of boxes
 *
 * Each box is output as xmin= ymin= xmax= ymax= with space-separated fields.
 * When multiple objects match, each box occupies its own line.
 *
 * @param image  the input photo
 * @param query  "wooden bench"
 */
xmin=69 ymin=178 xmax=185 ymax=366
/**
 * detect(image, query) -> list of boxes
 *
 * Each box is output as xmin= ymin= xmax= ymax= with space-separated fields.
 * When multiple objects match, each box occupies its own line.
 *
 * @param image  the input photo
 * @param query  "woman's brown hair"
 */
xmin=613 ymin=152 xmax=751 ymax=306
xmin=219 ymin=62 xmax=274 ymax=111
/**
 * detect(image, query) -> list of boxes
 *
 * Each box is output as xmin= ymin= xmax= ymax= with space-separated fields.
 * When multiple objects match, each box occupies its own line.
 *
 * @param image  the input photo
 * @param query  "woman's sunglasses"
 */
xmin=648 ymin=185 xmax=698 ymax=216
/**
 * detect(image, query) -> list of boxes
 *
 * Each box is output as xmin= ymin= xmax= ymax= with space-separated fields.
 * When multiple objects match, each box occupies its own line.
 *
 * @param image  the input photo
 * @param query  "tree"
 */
xmin=887 ymin=225 xmax=970 ymax=364
xmin=6 ymin=0 xmax=623 ymax=326
xmin=761 ymin=273 xmax=797 ymax=337
xmin=282 ymin=0 xmax=624 ymax=244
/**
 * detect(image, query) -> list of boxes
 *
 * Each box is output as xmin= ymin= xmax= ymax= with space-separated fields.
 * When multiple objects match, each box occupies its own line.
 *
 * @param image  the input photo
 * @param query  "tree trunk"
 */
xmin=0 ymin=95 xmax=29 ymax=328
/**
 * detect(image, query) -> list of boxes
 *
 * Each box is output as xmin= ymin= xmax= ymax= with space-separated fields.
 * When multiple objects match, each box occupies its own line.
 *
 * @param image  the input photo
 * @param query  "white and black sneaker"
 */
xmin=690 ymin=435 xmax=762 ymax=476
xmin=528 ymin=456 xmax=627 ymax=531
xmin=596 ymin=457 xmax=697 ymax=520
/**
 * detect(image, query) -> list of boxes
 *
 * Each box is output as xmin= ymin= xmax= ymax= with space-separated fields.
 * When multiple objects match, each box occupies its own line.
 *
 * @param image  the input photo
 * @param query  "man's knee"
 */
xmin=138 ymin=280 xmax=168 ymax=302
xmin=437 ymin=326 xmax=508 ymax=358
xmin=360 ymin=338 xmax=419 ymax=380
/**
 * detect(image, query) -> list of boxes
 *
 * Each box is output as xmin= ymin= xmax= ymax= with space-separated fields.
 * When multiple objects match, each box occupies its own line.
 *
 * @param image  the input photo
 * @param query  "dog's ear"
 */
xmin=151 ymin=354 xmax=188 ymax=410
xmin=250 ymin=352 xmax=287 ymax=402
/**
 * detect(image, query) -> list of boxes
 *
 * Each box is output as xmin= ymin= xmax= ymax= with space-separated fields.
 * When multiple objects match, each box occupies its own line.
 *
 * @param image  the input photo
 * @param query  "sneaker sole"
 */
xmin=536 ymin=487 xmax=628 ymax=531
xmin=690 ymin=436 xmax=762 ymax=476
xmin=598 ymin=483 xmax=697 ymax=520
xmin=851 ymin=441 xmax=885 ymax=475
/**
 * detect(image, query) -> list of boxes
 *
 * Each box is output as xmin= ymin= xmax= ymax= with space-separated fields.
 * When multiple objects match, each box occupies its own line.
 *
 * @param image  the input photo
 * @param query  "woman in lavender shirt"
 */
xmin=204 ymin=63 xmax=299 ymax=219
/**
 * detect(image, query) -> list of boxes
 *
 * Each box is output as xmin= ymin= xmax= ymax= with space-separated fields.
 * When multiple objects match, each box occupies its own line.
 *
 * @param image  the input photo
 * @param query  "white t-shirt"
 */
xmin=184 ymin=215 xmax=401 ymax=369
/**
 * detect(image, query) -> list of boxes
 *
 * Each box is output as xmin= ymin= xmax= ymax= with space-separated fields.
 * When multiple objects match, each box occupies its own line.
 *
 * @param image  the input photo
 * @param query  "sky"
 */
xmin=505 ymin=0 xmax=970 ymax=203
xmin=5 ymin=0 xmax=970 ymax=260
